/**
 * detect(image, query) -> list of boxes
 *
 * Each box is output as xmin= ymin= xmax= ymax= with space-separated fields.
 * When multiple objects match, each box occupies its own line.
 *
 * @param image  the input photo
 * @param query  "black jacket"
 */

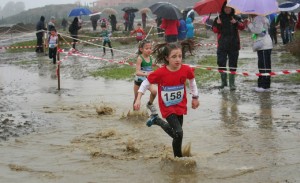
xmin=212 ymin=2 xmax=242 ymax=51
xmin=36 ymin=16 xmax=46 ymax=37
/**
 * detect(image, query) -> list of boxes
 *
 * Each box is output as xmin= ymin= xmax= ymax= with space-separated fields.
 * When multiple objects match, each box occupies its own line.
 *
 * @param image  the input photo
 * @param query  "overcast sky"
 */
xmin=1 ymin=0 xmax=96 ymax=10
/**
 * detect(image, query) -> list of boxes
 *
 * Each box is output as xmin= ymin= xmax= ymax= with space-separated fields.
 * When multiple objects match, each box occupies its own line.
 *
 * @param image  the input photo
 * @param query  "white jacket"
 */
xmin=248 ymin=16 xmax=273 ymax=51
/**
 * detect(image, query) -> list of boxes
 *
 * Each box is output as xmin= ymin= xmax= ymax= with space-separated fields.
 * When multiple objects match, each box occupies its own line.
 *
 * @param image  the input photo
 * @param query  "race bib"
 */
xmin=137 ymin=32 xmax=143 ymax=38
xmin=49 ymin=44 xmax=55 ymax=48
xmin=161 ymin=85 xmax=184 ymax=107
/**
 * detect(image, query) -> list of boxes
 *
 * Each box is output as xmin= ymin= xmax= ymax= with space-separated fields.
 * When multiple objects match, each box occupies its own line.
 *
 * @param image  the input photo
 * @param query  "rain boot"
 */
xmin=229 ymin=74 xmax=236 ymax=91
xmin=219 ymin=73 xmax=228 ymax=89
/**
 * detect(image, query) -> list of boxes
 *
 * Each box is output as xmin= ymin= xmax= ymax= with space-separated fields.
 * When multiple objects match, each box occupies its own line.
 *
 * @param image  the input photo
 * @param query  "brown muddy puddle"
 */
xmin=1 ymin=40 xmax=300 ymax=182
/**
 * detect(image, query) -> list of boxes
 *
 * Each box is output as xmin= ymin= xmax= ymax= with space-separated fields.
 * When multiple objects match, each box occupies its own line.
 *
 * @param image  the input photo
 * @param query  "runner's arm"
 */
xmin=189 ymin=78 xmax=198 ymax=97
xmin=138 ymin=79 xmax=150 ymax=94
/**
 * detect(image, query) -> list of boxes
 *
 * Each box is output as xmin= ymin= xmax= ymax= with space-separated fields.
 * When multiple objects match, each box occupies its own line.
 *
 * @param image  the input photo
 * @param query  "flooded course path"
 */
xmin=0 ymin=41 xmax=300 ymax=183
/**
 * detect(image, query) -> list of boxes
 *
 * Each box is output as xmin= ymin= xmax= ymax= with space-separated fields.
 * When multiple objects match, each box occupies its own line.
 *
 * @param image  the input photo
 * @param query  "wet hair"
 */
xmin=152 ymin=40 xmax=195 ymax=64
xmin=138 ymin=39 xmax=151 ymax=54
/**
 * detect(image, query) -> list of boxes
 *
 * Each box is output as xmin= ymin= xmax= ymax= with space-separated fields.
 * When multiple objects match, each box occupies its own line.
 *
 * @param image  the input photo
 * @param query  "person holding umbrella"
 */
xmin=160 ymin=18 xmax=180 ymax=43
xmin=245 ymin=15 xmax=273 ymax=92
xmin=212 ymin=2 xmax=246 ymax=90
xmin=69 ymin=17 xmax=82 ymax=50
xmin=276 ymin=12 xmax=293 ymax=44
xmin=109 ymin=14 xmax=117 ymax=32
xmin=141 ymin=12 xmax=147 ymax=29
xmin=90 ymin=14 xmax=100 ymax=31
xmin=123 ymin=12 xmax=129 ymax=31
xmin=128 ymin=12 xmax=136 ymax=31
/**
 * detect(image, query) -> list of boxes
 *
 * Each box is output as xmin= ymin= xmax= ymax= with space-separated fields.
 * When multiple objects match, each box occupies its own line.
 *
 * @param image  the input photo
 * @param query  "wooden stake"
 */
xmin=57 ymin=33 xmax=61 ymax=90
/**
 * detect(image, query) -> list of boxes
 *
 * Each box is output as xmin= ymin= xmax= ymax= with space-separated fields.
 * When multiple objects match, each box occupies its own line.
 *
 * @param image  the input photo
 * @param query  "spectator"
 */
xmin=246 ymin=15 xmax=273 ymax=92
xmin=186 ymin=17 xmax=194 ymax=40
xmin=177 ymin=18 xmax=187 ymax=41
xmin=187 ymin=9 xmax=195 ymax=22
xmin=123 ymin=12 xmax=129 ymax=31
xmin=141 ymin=12 xmax=147 ymax=29
xmin=61 ymin=18 xmax=68 ymax=31
xmin=128 ymin=12 xmax=136 ymax=31
xmin=109 ymin=14 xmax=117 ymax=32
xmin=69 ymin=17 xmax=81 ymax=49
xmin=276 ymin=12 xmax=292 ymax=44
xmin=35 ymin=16 xmax=47 ymax=53
xmin=160 ymin=18 xmax=180 ymax=43
xmin=90 ymin=14 xmax=100 ymax=31
xmin=267 ymin=13 xmax=278 ymax=44
xmin=212 ymin=2 xmax=246 ymax=90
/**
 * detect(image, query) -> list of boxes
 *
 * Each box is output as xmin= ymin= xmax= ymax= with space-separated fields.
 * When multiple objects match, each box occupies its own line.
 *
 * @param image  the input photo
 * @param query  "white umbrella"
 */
xmin=278 ymin=2 xmax=300 ymax=12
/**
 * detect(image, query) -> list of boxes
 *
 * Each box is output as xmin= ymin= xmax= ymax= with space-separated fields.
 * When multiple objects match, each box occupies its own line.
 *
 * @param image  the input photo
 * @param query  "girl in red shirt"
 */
xmin=130 ymin=23 xmax=146 ymax=42
xmin=134 ymin=42 xmax=199 ymax=157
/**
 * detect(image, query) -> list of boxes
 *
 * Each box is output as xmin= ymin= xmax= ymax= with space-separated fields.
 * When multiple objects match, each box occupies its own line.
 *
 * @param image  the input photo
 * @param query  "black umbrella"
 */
xmin=183 ymin=6 xmax=193 ymax=13
xmin=149 ymin=2 xmax=182 ymax=20
xmin=122 ymin=7 xmax=139 ymax=13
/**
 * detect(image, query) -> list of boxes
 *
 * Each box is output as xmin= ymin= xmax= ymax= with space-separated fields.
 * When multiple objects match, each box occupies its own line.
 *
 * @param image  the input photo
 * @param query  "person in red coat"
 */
xmin=160 ymin=18 xmax=180 ymax=43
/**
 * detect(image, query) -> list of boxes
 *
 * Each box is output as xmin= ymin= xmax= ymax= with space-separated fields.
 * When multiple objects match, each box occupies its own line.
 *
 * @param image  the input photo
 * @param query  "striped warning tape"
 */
xmin=57 ymin=49 xmax=300 ymax=77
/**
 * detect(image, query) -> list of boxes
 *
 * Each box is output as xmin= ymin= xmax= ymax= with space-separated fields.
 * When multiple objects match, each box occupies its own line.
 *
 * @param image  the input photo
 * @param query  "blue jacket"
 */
xmin=186 ymin=18 xmax=194 ymax=39
xmin=177 ymin=19 xmax=187 ymax=40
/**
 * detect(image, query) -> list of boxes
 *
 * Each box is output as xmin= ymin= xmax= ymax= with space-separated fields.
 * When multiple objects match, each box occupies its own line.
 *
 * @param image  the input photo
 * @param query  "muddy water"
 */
xmin=1 ymin=41 xmax=300 ymax=182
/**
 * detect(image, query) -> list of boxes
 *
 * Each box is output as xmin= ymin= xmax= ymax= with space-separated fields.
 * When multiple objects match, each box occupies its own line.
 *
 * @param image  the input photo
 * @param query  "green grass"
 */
xmin=194 ymin=55 xmax=219 ymax=85
xmin=7 ymin=40 xmax=36 ymax=53
xmin=90 ymin=65 xmax=135 ymax=80
xmin=14 ymin=60 xmax=39 ymax=65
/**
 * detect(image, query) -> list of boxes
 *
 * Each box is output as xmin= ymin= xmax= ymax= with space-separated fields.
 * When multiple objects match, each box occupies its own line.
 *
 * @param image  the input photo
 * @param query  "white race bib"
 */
xmin=161 ymin=85 xmax=184 ymax=107
xmin=49 ymin=44 xmax=55 ymax=48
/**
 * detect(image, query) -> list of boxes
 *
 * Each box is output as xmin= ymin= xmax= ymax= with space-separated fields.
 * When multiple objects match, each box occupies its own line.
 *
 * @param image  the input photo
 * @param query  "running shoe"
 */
xmin=146 ymin=114 xmax=158 ymax=127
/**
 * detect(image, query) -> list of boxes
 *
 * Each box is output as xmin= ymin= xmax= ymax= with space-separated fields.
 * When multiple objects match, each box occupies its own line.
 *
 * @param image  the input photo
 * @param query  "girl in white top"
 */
xmin=48 ymin=28 xmax=58 ymax=64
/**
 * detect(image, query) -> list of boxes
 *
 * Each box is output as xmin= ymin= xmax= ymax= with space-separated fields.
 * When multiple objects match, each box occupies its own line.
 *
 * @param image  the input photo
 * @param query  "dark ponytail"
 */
xmin=152 ymin=40 xmax=195 ymax=64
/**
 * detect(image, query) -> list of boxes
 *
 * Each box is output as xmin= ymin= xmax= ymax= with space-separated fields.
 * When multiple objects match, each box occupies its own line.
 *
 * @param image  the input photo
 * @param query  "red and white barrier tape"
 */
xmin=192 ymin=65 xmax=300 ymax=77
xmin=57 ymin=49 xmax=300 ymax=77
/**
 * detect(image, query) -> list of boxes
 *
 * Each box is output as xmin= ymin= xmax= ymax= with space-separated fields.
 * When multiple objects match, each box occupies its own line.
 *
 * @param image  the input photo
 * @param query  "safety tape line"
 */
xmin=192 ymin=65 xmax=300 ymax=77
xmin=57 ymin=48 xmax=137 ymax=66
xmin=0 ymin=27 xmax=209 ymax=50
xmin=56 ymin=49 xmax=300 ymax=77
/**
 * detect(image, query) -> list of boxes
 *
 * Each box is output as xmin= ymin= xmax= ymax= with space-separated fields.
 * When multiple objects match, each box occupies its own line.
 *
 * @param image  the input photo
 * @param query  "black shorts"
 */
xmin=134 ymin=80 xmax=142 ymax=86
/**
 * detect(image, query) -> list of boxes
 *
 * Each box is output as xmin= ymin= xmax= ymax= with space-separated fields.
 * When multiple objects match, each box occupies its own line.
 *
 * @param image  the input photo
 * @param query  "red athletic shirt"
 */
xmin=147 ymin=64 xmax=195 ymax=118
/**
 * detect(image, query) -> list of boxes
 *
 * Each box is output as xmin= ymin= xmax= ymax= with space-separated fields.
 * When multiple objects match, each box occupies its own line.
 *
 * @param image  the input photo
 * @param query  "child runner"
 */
xmin=48 ymin=28 xmax=58 ymax=64
xmin=130 ymin=22 xmax=146 ymax=42
xmin=134 ymin=42 xmax=200 ymax=157
xmin=100 ymin=24 xmax=114 ymax=57
xmin=133 ymin=39 xmax=158 ymax=115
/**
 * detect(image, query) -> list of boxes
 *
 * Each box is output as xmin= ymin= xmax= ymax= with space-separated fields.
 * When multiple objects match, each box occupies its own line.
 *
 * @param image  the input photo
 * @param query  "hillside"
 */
xmin=0 ymin=0 xmax=198 ymax=25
